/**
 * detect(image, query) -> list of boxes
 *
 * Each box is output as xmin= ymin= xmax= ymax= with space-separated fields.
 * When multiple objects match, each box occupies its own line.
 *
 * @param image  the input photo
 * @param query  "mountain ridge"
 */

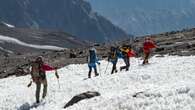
xmin=0 ymin=0 xmax=128 ymax=42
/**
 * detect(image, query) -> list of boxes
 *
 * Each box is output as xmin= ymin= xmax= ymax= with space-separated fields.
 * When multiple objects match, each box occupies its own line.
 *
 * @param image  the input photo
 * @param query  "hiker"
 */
xmin=142 ymin=37 xmax=157 ymax=64
xmin=108 ymin=46 xmax=121 ymax=74
xmin=87 ymin=48 xmax=100 ymax=78
xmin=120 ymin=45 xmax=136 ymax=71
xmin=27 ymin=56 xmax=59 ymax=103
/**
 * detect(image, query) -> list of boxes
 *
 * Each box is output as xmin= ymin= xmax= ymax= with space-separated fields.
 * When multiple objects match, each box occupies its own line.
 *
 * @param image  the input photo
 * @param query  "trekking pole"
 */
xmin=103 ymin=62 xmax=109 ymax=74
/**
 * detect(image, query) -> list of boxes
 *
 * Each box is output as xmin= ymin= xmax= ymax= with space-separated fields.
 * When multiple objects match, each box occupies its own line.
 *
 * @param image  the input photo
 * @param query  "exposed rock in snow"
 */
xmin=64 ymin=91 xmax=100 ymax=108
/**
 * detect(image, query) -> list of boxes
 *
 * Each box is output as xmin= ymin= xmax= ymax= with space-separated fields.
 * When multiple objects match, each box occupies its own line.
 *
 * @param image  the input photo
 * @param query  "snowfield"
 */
xmin=0 ymin=56 xmax=195 ymax=110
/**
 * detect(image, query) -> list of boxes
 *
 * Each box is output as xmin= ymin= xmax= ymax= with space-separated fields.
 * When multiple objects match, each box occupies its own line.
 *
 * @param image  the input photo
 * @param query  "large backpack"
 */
xmin=120 ymin=45 xmax=135 ymax=58
xmin=30 ymin=62 xmax=46 ymax=81
xmin=88 ymin=48 xmax=97 ymax=64
xmin=110 ymin=47 xmax=117 ymax=59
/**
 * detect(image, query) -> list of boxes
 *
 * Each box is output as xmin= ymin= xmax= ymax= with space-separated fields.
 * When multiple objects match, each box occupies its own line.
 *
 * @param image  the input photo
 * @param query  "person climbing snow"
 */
xmin=87 ymin=47 xmax=100 ymax=78
xmin=108 ymin=46 xmax=121 ymax=74
xmin=142 ymin=37 xmax=157 ymax=65
xmin=27 ymin=56 xmax=59 ymax=103
xmin=120 ymin=45 xmax=136 ymax=71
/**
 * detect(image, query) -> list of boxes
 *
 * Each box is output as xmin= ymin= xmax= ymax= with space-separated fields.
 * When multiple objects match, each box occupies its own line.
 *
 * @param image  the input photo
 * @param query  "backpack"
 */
xmin=88 ymin=48 xmax=97 ymax=64
xmin=30 ymin=62 xmax=46 ymax=81
xmin=120 ymin=47 xmax=129 ymax=55
xmin=120 ymin=45 xmax=135 ymax=58
xmin=110 ymin=47 xmax=117 ymax=59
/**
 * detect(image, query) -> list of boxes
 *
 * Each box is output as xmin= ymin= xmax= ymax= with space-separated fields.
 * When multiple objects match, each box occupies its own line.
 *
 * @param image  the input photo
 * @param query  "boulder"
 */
xmin=64 ymin=91 xmax=100 ymax=109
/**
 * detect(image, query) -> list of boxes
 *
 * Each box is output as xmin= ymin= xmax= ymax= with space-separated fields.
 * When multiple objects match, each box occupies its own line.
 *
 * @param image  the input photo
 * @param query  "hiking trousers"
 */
xmin=111 ymin=61 xmax=118 ymax=74
xmin=120 ymin=57 xmax=130 ymax=71
xmin=35 ymin=79 xmax=47 ymax=103
xmin=88 ymin=63 xmax=99 ymax=78
xmin=143 ymin=52 xmax=150 ymax=64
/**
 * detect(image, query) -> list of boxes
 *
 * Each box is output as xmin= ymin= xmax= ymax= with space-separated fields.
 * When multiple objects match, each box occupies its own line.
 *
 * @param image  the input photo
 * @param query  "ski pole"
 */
xmin=104 ymin=62 xmax=109 ymax=74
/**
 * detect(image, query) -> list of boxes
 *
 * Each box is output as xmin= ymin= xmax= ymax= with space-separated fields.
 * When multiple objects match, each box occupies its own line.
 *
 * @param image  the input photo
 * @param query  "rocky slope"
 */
xmin=1 ymin=28 xmax=195 ymax=79
xmin=0 ymin=0 xmax=128 ymax=42
xmin=0 ymin=25 xmax=88 ymax=55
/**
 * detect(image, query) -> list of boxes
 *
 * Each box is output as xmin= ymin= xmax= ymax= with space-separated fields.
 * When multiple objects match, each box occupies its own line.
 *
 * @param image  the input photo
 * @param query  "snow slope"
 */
xmin=1 ymin=22 xmax=15 ymax=28
xmin=0 ymin=35 xmax=65 ymax=51
xmin=0 ymin=56 xmax=195 ymax=110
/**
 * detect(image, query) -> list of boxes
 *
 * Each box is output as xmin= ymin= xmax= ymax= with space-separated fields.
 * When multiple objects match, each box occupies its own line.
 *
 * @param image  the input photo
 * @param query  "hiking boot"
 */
xmin=36 ymin=100 xmax=40 ymax=103
xmin=95 ymin=73 xmax=99 ymax=77
xmin=126 ymin=68 xmax=129 ymax=71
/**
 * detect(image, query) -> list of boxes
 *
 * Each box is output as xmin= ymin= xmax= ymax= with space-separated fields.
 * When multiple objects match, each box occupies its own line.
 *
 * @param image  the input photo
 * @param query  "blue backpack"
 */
xmin=89 ymin=49 xmax=97 ymax=63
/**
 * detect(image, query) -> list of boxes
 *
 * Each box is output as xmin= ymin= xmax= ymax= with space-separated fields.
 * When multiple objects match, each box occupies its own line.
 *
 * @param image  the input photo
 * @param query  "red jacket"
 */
xmin=143 ymin=40 xmax=156 ymax=54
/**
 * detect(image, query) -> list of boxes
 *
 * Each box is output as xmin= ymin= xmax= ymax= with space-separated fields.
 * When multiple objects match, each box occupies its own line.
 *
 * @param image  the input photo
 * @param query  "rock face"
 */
xmin=0 ymin=0 xmax=128 ymax=42
xmin=64 ymin=91 xmax=100 ymax=109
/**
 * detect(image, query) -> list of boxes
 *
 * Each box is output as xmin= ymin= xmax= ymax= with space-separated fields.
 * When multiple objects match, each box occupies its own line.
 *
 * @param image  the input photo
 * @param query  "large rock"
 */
xmin=64 ymin=91 xmax=100 ymax=109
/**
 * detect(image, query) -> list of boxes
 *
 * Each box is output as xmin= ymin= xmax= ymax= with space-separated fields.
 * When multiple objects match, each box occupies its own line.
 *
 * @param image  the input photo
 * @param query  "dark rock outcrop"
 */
xmin=64 ymin=91 xmax=100 ymax=109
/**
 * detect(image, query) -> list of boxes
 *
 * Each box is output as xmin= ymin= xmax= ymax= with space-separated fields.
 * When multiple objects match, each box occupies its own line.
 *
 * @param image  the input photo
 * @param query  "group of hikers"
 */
xmin=27 ymin=37 xmax=157 ymax=104
xmin=87 ymin=37 xmax=157 ymax=78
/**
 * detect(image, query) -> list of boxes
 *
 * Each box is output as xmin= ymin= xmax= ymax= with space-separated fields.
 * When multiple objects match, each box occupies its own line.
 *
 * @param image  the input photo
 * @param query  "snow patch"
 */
xmin=0 ymin=46 xmax=13 ymax=53
xmin=1 ymin=22 xmax=15 ymax=28
xmin=0 ymin=35 xmax=65 ymax=51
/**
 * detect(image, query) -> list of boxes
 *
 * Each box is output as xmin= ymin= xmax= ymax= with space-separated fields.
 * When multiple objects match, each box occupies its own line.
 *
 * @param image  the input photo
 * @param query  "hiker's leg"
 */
xmin=42 ymin=79 xmax=48 ymax=99
xmin=88 ymin=66 xmax=92 ymax=78
xmin=111 ymin=63 xmax=117 ymax=74
xmin=121 ymin=57 xmax=129 ymax=71
xmin=126 ymin=58 xmax=130 ymax=71
xmin=36 ymin=81 xmax=41 ymax=103
xmin=111 ymin=64 xmax=114 ymax=74
xmin=115 ymin=59 xmax=118 ymax=73
xmin=145 ymin=53 xmax=150 ymax=64
xmin=120 ymin=58 xmax=127 ymax=71
xmin=94 ymin=66 xmax=99 ymax=76
xmin=143 ymin=53 xmax=147 ymax=64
